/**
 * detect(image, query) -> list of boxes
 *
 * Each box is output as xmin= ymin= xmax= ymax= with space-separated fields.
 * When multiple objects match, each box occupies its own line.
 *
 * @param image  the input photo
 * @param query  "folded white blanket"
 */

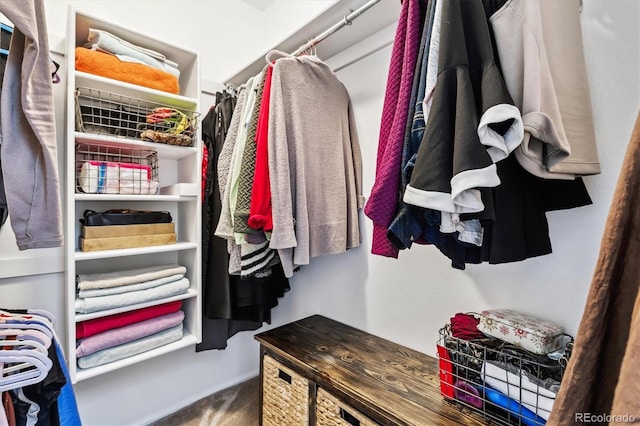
xmin=482 ymin=361 xmax=556 ymax=420
xmin=78 ymin=274 xmax=184 ymax=298
xmin=86 ymin=28 xmax=180 ymax=77
xmin=77 ymin=323 xmax=183 ymax=369
xmin=75 ymin=278 xmax=190 ymax=314
xmin=77 ymin=264 xmax=186 ymax=291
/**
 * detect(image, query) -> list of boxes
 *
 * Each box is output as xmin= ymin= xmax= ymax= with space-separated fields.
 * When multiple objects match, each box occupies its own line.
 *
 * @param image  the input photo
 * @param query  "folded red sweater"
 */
xmin=450 ymin=312 xmax=485 ymax=340
xmin=76 ymin=300 xmax=182 ymax=339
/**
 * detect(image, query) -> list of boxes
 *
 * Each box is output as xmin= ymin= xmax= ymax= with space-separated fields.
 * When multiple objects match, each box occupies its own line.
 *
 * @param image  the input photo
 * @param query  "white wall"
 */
xmin=0 ymin=1 xmax=638 ymax=425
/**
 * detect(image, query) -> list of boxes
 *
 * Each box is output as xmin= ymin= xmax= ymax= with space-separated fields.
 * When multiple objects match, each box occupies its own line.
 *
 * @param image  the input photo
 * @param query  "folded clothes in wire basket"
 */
xmin=75 ymin=143 xmax=159 ymax=195
xmin=436 ymin=314 xmax=573 ymax=426
xmin=78 ymin=161 xmax=159 ymax=195
xmin=75 ymin=87 xmax=199 ymax=147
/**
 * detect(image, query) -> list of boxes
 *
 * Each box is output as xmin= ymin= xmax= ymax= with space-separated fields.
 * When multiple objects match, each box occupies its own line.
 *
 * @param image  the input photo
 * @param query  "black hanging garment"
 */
xmin=10 ymin=343 xmax=66 ymax=426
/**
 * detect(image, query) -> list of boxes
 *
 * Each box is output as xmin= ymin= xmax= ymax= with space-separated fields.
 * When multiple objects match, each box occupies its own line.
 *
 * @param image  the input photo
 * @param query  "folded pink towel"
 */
xmin=76 ymin=310 xmax=184 ymax=357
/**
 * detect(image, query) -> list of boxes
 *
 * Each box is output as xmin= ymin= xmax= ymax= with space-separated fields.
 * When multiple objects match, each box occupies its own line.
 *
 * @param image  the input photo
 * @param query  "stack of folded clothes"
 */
xmin=75 ymin=28 xmax=180 ymax=94
xmin=75 ymin=264 xmax=190 ymax=314
xmin=75 ymin=300 xmax=184 ymax=369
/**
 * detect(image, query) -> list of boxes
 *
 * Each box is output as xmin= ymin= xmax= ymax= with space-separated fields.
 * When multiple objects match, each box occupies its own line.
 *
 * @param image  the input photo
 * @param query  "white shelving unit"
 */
xmin=64 ymin=7 xmax=202 ymax=383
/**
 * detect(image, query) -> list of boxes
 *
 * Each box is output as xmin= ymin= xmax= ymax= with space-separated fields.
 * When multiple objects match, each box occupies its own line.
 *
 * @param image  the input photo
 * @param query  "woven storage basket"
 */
xmin=262 ymin=355 xmax=310 ymax=426
xmin=316 ymin=388 xmax=378 ymax=426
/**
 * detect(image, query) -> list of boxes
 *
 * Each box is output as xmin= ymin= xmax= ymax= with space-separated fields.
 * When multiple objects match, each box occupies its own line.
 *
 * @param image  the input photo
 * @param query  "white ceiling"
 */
xmin=240 ymin=0 xmax=277 ymax=12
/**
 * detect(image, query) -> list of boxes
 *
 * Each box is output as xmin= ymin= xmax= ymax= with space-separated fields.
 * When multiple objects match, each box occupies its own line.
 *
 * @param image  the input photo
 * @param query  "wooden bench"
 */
xmin=255 ymin=315 xmax=488 ymax=425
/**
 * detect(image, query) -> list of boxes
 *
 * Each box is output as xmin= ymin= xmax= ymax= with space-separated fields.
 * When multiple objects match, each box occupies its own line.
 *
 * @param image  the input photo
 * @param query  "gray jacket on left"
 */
xmin=0 ymin=0 xmax=62 ymax=250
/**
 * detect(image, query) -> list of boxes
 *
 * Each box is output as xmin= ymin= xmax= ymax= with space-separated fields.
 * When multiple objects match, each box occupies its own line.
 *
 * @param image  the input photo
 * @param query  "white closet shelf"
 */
xmin=75 ymin=132 xmax=197 ymax=160
xmin=75 ymin=194 xmax=196 ymax=202
xmin=75 ymin=71 xmax=198 ymax=109
xmin=66 ymin=6 xmax=201 ymax=384
xmin=74 ymin=332 xmax=198 ymax=382
xmin=75 ymin=288 xmax=198 ymax=322
xmin=75 ymin=242 xmax=197 ymax=261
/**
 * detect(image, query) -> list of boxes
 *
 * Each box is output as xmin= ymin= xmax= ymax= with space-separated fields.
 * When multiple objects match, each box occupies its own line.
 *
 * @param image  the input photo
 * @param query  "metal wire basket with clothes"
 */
xmin=75 ymin=87 xmax=199 ymax=146
xmin=436 ymin=312 xmax=573 ymax=426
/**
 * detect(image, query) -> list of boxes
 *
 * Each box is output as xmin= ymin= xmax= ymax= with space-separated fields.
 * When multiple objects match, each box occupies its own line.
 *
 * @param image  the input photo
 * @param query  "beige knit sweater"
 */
xmin=490 ymin=0 xmax=600 ymax=179
xmin=267 ymin=56 xmax=364 ymax=277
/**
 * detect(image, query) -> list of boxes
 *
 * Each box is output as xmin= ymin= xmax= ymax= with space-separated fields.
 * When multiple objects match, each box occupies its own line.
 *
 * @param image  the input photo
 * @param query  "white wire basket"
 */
xmin=75 ymin=87 xmax=199 ymax=147
xmin=75 ymin=143 xmax=159 ymax=195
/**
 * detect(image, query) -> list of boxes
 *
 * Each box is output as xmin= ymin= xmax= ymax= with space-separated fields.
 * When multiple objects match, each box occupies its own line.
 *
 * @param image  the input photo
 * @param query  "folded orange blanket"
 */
xmin=75 ymin=47 xmax=179 ymax=94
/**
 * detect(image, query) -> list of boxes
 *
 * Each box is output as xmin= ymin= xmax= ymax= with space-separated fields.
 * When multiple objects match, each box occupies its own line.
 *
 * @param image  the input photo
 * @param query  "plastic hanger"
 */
xmin=0 ymin=338 xmax=51 ymax=377
xmin=0 ymin=312 xmax=55 ymax=336
xmin=1 ymin=362 xmax=43 ymax=389
xmin=0 ymin=310 xmax=56 ymax=327
xmin=0 ymin=350 xmax=53 ymax=392
xmin=0 ymin=329 xmax=52 ymax=349
xmin=0 ymin=309 xmax=56 ymax=322
xmin=265 ymin=49 xmax=294 ymax=66
xmin=303 ymin=43 xmax=317 ymax=57
xmin=23 ymin=309 xmax=56 ymax=324
xmin=0 ymin=321 xmax=53 ymax=340
xmin=0 ymin=340 xmax=49 ymax=357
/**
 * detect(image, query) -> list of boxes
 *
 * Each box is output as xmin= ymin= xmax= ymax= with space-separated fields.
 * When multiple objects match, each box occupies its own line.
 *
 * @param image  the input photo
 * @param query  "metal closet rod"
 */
xmin=291 ymin=0 xmax=384 ymax=57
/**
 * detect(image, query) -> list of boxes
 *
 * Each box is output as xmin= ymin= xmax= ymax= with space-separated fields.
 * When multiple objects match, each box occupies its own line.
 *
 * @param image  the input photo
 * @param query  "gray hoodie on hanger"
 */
xmin=0 ymin=0 xmax=63 ymax=250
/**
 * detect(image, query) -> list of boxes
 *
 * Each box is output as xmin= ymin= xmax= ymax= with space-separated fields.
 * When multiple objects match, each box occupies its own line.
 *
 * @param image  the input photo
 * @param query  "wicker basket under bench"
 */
xmin=255 ymin=315 xmax=488 ymax=426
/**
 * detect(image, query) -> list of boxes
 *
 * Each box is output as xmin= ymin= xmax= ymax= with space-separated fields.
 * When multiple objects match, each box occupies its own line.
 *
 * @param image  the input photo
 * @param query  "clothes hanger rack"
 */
xmin=290 ymin=0 xmax=384 ymax=57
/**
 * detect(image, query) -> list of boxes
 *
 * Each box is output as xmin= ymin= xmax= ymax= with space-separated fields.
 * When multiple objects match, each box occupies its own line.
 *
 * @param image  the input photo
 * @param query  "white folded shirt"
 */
xmin=482 ymin=361 xmax=557 ymax=420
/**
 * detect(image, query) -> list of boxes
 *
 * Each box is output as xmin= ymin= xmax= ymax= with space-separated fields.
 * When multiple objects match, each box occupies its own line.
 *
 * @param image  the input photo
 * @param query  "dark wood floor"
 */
xmin=151 ymin=376 xmax=260 ymax=426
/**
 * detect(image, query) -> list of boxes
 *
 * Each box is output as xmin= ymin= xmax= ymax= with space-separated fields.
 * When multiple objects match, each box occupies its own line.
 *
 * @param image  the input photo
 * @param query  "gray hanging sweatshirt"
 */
xmin=267 ymin=55 xmax=364 ymax=278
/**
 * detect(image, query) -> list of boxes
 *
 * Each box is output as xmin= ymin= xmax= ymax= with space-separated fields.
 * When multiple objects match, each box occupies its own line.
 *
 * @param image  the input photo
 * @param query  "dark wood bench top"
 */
xmin=255 ymin=315 xmax=488 ymax=426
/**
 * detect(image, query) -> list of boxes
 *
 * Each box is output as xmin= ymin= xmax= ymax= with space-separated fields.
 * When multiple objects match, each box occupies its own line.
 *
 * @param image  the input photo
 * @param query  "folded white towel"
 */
xmin=86 ymin=28 xmax=180 ymax=77
xmin=77 ymin=264 xmax=186 ymax=291
xmin=78 ymin=273 xmax=184 ymax=298
xmin=75 ymin=278 xmax=190 ymax=314
xmin=482 ymin=361 xmax=556 ymax=420
xmin=77 ymin=161 xmax=118 ymax=194
xmin=118 ymin=162 xmax=159 ymax=195
xmin=78 ymin=161 xmax=99 ymax=193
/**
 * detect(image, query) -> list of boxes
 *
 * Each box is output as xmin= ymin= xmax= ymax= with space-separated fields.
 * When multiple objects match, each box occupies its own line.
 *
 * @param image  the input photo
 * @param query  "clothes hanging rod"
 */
xmin=291 ymin=0 xmax=384 ymax=57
